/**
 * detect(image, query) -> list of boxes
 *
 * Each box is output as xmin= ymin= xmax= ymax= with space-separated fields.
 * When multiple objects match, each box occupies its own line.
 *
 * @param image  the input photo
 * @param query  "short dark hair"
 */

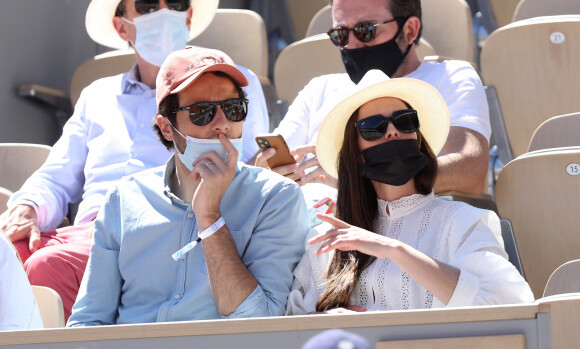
xmin=153 ymin=72 xmax=247 ymax=150
xmin=114 ymin=0 xmax=125 ymax=17
xmin=389 ymin=0 xmax=422 ymax=43
xmin=329 ymin=0 xmax=423 ymax=44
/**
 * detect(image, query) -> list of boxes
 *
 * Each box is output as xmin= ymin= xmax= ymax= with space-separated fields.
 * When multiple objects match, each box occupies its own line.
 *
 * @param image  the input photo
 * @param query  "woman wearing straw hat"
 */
xmin=286 ymin=70 xmax=532 ymax=315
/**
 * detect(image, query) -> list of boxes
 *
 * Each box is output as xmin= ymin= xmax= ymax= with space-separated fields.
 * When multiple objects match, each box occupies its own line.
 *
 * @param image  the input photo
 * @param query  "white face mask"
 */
xmin=171 ymin=126 xmax=243 ymax=171
xmin=124 ymin=8 xmax=189 ymax=67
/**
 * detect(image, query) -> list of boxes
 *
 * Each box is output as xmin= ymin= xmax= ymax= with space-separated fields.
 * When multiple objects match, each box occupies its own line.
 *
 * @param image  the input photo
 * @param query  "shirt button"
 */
xmin=187 ymin=212 xmax=194 ymax=219
xmin=140 ymin=123 xmax=145 ymax=128
xmin=174 ymin=294 xmax=181 ymax=300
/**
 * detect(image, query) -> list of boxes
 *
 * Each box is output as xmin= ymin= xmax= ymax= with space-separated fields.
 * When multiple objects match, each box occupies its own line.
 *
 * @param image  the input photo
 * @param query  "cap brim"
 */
xmin=85 ymin=0 xmax=219 ymax=49
xmin=316 ymin=78 xmax=450 ymax=178
xmin=170 ymin=63 xmax=250 ymax=96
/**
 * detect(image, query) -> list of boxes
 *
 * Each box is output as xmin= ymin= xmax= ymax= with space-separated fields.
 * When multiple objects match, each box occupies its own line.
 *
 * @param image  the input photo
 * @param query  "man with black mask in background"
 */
xmin=256 ymin=0 xmax=490 ymax=195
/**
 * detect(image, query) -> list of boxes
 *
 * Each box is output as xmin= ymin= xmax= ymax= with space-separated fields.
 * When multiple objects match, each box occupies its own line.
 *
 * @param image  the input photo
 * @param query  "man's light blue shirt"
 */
xmin=68 ymin=156 xmax=308 ymax=326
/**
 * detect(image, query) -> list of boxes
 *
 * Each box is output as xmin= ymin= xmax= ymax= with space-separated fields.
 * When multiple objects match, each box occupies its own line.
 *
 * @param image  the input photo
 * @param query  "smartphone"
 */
xmin=255 ymin=134 xmax=296 ymax=168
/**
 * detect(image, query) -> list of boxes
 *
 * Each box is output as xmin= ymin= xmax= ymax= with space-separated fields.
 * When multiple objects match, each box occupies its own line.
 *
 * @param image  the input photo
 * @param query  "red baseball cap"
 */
xmin=156 ymin=47 xmax=249 ymax=108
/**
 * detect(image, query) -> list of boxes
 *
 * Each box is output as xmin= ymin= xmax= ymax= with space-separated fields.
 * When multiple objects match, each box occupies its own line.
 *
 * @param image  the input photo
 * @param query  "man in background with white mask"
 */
xmin=0 ymin=0 xmax=268 ymax=321
xmin=68 ymin=48 xmax=307 ymax=326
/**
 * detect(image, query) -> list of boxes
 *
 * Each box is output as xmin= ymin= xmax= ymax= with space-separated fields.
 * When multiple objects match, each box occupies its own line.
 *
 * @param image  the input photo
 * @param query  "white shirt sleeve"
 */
xmin=0 ymin=234 xmax=44 ymax=330
xmin=286 ymin=225 xmax=333 ymax=315
xmin=237 ymin=65 xmax=269 ymax=162
xmin=442 ymin=209 xmax=534 ymax=307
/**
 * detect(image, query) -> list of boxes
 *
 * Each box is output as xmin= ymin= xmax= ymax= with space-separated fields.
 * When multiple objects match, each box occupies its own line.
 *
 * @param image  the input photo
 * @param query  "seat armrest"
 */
xmin=19 ymin=84 xmax=73 ymax=115
xmin=485 ymin=86 xmax=513 ymax=165
xmin=437 ymin=190 xmax=498 ymax=213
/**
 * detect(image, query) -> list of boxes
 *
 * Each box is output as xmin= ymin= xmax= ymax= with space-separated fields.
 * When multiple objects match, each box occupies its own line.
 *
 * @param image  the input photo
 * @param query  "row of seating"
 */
xmin=8 ymin=0 xmax=580 ymax=327
xmin=28 ymin=258 xmax=580 ymax=329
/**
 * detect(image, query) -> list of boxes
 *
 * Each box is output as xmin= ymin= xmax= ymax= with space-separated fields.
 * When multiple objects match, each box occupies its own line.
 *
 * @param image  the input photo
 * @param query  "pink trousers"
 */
xmin=15 ymin=222 xmax=93 ymax=322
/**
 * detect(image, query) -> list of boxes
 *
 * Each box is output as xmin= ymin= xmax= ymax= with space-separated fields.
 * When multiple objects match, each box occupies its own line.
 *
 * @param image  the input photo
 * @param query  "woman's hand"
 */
xmin=309 ymin=213 xmax=395 ymax=258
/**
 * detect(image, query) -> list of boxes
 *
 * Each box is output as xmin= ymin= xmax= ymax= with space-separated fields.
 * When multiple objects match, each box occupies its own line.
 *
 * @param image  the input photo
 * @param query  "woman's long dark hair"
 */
xmin=316 ymin=107 xmax=438 ymax=311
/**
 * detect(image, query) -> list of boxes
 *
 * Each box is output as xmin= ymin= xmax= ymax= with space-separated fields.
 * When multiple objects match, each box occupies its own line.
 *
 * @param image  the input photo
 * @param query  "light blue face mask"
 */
xmin=171 ymin=126 xmax=243 ymax=171
xmin=124 ymin=8 xmax=189 ymax=67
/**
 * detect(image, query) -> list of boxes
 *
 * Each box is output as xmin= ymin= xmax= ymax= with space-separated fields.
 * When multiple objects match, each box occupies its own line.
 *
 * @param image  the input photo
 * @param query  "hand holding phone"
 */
xmin=255 ymin=134 xmax=296 ymax=169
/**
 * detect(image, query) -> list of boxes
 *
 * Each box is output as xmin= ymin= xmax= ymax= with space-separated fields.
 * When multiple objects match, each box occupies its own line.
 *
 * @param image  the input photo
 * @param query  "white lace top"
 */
xmin=286 ymin=193 xmax=533 ymax=315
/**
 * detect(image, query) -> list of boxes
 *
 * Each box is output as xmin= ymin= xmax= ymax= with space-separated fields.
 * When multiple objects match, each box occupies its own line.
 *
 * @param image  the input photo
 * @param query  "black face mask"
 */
xmin=340 ymin=22 xmax=413 ymax=84
xmin=361 ymin=139 xmax=428 ymax=186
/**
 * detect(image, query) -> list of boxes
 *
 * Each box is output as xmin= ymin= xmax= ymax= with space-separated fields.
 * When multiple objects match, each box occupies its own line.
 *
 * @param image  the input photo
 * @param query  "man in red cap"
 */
xmin=1 ymin=0 xmax=268 ymax=322
xmin=67 ymin=47 xmax=308 ymax=326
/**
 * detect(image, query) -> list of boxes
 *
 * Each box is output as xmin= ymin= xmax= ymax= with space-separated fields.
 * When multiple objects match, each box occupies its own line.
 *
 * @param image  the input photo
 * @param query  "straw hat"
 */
xmin=316 ymin=69 xmax=450 ymax=178
xmin=85 ymin=0 xmax=219 ymax=49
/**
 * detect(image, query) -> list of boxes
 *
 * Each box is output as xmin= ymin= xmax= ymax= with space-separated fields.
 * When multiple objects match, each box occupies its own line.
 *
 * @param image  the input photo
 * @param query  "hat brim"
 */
xmin=171 ymin=63 xmax=250 ymax=96
xmin=316 ymin=78 xmax=450 ymax=178
xmin=85 ymin=0 xmax=218 ymax=49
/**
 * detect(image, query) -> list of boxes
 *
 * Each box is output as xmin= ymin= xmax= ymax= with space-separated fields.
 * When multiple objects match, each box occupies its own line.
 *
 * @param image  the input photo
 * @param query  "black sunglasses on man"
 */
xmin=134 ymin=0 xmax=190 ymax=15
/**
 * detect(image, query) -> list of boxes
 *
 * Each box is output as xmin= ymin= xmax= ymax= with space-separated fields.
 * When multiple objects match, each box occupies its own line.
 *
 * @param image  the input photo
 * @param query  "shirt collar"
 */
xmin=162 ymin=155 xmax=183 ymax=204
xmin=122 ymin=64 xmax=154 ymax=94
xmin=377 ymin=191 xmax=435 ymax=219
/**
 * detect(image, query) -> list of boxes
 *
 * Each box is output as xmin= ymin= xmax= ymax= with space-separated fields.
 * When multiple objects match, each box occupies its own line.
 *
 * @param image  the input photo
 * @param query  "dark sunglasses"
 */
xmin=172 ymin=98 xmax=249 ymax=126
xmin=327 ymin=17 xmax=405 ymax=47
xmin=355 ymin=109 xmax=419 ymax=141
xmin=134 ymin=0 xmax=190 ymax=15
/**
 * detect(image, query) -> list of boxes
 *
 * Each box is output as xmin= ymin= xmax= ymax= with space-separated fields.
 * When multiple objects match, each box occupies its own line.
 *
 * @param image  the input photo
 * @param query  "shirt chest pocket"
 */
xmin=199 ymin=230 xmax=248 ymax=274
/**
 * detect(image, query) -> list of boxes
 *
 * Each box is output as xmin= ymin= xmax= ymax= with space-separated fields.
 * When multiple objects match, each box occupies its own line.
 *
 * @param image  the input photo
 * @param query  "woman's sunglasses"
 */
xmin=134 ymin=0 xmax=190 ymax=15
xmin=172 ymin=98 xmax=249 ymax=126
xmin=355 ymin=109 xmax=419 ymax=141
xmin=327 ymin=17 xmax=405 ymax=47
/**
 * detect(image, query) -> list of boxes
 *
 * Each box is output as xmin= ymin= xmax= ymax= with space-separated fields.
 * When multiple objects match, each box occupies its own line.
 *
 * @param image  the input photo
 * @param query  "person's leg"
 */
xmin=13 ymin=228 xmax=68 ymax=264
xmin=22 ymin=223 xmax=93 ymax=321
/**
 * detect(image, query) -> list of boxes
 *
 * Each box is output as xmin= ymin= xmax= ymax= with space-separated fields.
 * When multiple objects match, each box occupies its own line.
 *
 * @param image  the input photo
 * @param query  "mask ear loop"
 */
xmin=164 ymin=117 xmax=190 ymax=155
xmin=393 ymin=17 xmax=414 ymax=60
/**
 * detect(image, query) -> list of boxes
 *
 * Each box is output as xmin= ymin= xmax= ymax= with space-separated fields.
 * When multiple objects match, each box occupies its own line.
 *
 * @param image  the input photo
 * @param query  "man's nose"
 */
xmin=209 ymin=106 xmax=231 ymax=132
xmin=346 ymin=31 xmax=364 ymax=49
xmin=158 ymin=0 xmax=170 ymax=10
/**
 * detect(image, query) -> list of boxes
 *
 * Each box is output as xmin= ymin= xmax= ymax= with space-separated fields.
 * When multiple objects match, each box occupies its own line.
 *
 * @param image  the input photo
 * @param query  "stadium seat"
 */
xmin=0 ymin=143 xmax=51 ymax=193
xmin=513 ymin=0 xmax=580 ymax=22
xmin=31 ymin=286 xmax=65 ymax=328
xmin=495 ymin=147 xmax=580 ymax=298
xmin=0 ymin=187 xmax=12 ymax=213
xmin=528 ymin=112 xmax=580 ymax=152
xmin=544 ymin=259 xmax=580 ymax=297
xmin=481 ymin=15 xmax=580 ymax=163
xmin=305 ymin=5 xmax=332 ymax=38
xmin=421 ymin=0 xmax=474 ymax=63
xmin=285 ymin=0 xmax=329 ymax=40
xmin=476 ymin=0 xmax=520 ymax=31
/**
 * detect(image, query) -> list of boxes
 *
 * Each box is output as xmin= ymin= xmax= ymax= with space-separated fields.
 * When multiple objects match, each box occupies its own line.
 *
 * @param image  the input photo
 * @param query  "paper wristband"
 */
xmin=171 ymin=217 xmax=226 ymax=261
